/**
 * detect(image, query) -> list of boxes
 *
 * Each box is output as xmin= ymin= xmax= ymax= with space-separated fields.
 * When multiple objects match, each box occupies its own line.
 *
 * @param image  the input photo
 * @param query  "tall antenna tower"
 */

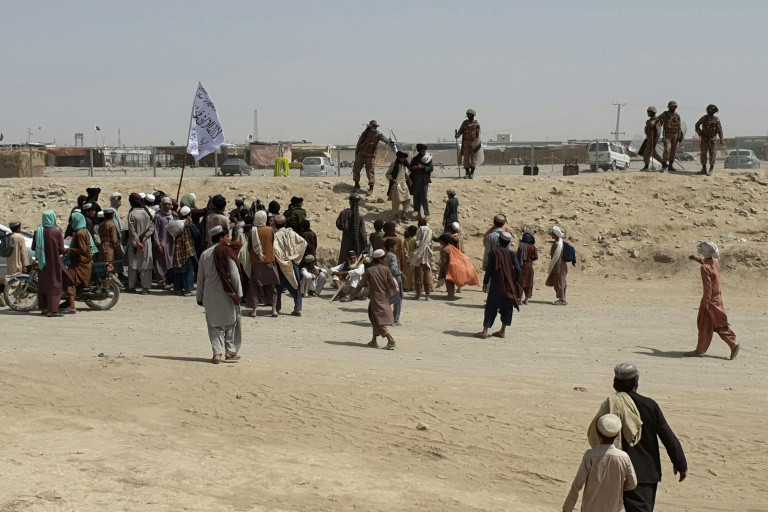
xmin=611 ymin=102 xmax=627 ymax=142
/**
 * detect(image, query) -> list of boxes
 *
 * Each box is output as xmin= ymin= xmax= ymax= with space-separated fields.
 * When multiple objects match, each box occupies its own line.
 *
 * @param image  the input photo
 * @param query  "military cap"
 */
xmin=368 ymin=120 xmax=379 ymax=127
xmin=466 ymin=108 xmax=476 ymax=116
xmin=707 ymin=104 xmax=718 ymax=113
xmin=614 ymin=363 xmax=639 ymax=380
xmin=667 ymin=100 xmax=677 ymax=108
xmin=647 ymin=106 xmax=657 ymax=113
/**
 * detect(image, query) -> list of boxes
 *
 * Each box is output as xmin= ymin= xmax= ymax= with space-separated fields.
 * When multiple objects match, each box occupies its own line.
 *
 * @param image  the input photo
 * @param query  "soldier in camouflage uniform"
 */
xmin=455 ymin=109 xmax=481 ymax=179
xmin=656 ymin=100 xmax=683 ymax=172
xmin=640 ymin=106 xmax=664 ymax=171
xmin=694 ymin=104 xmax=723 ymax=176
xmin=352 ymin=120 xmax=392 ymax=196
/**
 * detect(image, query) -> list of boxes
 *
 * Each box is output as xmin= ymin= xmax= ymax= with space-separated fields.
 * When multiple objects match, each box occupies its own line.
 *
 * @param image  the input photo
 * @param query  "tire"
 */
xmin=610 ymin=161 xmax=616 ymax=171
xmin=84 ymin=280 xmax=120 ymax=310
xmin=3 ymin=275 xmax=39 ymax=312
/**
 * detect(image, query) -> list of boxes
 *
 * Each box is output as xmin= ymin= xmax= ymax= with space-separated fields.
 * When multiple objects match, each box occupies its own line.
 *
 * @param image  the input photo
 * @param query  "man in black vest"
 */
xmin=611 ymin=363 xmax=688 ymax=512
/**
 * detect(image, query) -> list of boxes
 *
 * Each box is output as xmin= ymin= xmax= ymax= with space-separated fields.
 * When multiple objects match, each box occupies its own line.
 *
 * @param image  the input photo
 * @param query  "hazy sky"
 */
xmin=3 ymin=0 xmax=767 ymax=147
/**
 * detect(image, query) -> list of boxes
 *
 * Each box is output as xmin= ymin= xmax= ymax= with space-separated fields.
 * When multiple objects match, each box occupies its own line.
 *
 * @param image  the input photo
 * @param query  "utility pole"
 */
xmin=611 ymin=102 xmax=626 ymax=142
xmin=253 ymin=109 xmax=258 ymax=142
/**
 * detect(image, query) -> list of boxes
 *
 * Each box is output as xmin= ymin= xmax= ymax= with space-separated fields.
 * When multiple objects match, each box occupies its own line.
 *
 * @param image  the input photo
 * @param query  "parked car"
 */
xmin=300 ymin=156 xmax=337 ymax=177
xmin=0 ymin=224 xmax=35 ymax=284
xmin=587 ymin=141 xmax=631 ymax=171
xmin=724 ymin=149 xmax=761 ymax=169
xmin=219 ymin=158 xmax=252 ymax=176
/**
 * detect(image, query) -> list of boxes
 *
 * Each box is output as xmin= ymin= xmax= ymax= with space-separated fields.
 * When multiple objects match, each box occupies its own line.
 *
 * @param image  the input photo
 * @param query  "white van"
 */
xmin=587 ymin=141 xmax=631 ymax=171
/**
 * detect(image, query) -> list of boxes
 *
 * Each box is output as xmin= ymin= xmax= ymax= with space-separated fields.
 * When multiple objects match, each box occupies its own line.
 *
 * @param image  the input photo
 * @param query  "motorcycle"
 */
xmin=3 ymin=260 xmax=122 ymax=312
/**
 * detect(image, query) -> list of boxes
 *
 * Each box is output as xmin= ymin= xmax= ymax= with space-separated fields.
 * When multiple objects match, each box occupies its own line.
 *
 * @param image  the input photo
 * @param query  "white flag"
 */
xmin=186 ymin=82 xmax=224 ymax=161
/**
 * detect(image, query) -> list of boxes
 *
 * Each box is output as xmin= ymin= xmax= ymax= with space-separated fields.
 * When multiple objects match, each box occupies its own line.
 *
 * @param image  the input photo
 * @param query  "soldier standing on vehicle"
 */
xmin=695 ymin=105 xmax=723 ymax=176
xmin=352 ymin=120 xmax=392 ymax=196
xmin=640 ymin=106 xmax=664 ymax=171
xmin=456 ymin=109 xmax=481 ymax=179
xmin=656 ymin=101 xmax=683 ymax=172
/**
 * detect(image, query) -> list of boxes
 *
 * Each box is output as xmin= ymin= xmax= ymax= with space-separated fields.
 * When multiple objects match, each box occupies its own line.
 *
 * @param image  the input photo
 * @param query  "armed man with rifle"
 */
xmin=695 ymin=104 xmax=724 ymax=176
xmin=352 ymin=120 xmax=393 ymax=196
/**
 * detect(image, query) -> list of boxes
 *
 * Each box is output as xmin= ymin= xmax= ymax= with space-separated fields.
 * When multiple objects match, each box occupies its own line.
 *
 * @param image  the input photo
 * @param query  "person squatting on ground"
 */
xmin=477 ymin=231 xmax=520 ymax=339
xmin=196 ymin=225 xmax=243 ymax=364
xmin=330 ymin=250 xmax=365 ymax=302
xmin=694 ymin=104 xmax=723 ymax=176
xmin=686 ymin=241 xmax=739 ymax=360
xmin=456 ymin=108 xmax=481 ymax=179
xmin=356 ymin=249 xmax=398 ymax=350
xmin=300 ymin=254 xmax=328 ymax=298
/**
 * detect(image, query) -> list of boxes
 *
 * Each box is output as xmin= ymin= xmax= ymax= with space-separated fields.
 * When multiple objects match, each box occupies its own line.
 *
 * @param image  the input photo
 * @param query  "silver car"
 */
xmin=0 ymin=224 xmax=35 ymax=283
xmin=724 ymin=150 xmax=761 ymax=169
xmin=300 ymin=156 xmax=337 ymax=177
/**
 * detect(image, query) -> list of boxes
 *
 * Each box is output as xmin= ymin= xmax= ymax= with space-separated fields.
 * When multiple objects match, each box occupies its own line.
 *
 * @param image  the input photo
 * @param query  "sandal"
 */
xmin=225 ymin=353 xmax=241 ymax=361
xmin=384 ymin=343 xmax=396 ymax=350
xmin=474 ymin=332 xmax=489 ymax=339
xmin=367 ymin=341 xmax=379 ymax=348
xmin=730 ymin=344 xmax=740 ymax=360
xmin=211 ymin=354 xmax=222 ymax=364
xmin=491 ymin=332 xmax=505 ymax=338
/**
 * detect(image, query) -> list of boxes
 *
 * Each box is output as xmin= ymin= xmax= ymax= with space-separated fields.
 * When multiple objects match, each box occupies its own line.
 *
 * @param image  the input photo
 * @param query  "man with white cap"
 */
xmin=127 ymin=192 xmax=158 ymax=294
xmin=477 ymin=230 xmax=521 ymax=339
xmin=299 ymin=254 xmax=328 ymax=298
xmin=600 ymin=363 xmax=688 ymax=512
xmin=352 ymin=120 xmax=393 ymax=195
xmin=563 ymin=413 xmax=637 ymax=512
xmin=355 ymin=248 xmax=397 ymax=350
xmin=196 ymin=225 xmax=243 ymax=364
xmin=171 ymin=206 xmax=199 ymax=296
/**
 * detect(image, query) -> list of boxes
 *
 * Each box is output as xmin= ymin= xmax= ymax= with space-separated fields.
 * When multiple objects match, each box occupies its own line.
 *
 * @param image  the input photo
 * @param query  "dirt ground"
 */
xmin=0 ymin=172 xmax=767 ymax=511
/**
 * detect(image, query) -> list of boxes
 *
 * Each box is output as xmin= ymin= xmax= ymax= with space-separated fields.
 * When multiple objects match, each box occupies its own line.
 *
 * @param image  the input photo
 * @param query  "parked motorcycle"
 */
xmin=3 ymin=260 xmax=121 ymax=312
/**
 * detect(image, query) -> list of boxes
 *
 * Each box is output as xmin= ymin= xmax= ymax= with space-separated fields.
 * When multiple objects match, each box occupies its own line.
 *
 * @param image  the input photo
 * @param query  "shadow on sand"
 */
xmin=144 ymin=355 xmax=213 ymax=364
xmin=443 ymin=329 xmax=479 ymax=338
xmin=633 ymin=346 xmax=726 ymax=360
xmin=323 ymin=340 xmax=374 ymax=348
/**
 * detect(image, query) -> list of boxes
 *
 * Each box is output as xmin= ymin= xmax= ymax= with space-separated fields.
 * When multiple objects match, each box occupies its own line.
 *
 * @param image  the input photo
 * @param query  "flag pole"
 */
xmin=176 ymin=153 xmax=187 ymax=203
xmin=176 ymin=84 xmax=199 ymax=203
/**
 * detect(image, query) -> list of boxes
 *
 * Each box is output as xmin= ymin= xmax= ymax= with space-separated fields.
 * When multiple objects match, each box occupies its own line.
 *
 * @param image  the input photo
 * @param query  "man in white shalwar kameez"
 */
xmin=196 ymin=225 xmax=243 ymax=364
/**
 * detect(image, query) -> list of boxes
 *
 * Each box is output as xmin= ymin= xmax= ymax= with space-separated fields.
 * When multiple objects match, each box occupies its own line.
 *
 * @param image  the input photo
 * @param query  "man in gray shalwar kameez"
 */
xmin=127 ymin=192 xmax=158 ymax=293
xmin=196 ymin=225 xmax=243 ymax=364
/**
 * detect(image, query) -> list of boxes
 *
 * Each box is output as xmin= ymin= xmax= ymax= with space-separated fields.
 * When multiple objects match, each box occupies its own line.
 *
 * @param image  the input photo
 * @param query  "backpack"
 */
xmin=563 ymin=242 xmax=577 ymax=266
xmin=0 ymin=231 xmax=15 ymax=258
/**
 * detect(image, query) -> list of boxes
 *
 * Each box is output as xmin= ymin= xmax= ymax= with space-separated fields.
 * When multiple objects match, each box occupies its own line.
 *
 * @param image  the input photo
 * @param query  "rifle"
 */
xmin=329 ymin=242 xmax=371 ymax=303
xmin=454 ymin=129 xmax=461 ymax=178
xmin=387 ymin=130 xmax=400 ymax=198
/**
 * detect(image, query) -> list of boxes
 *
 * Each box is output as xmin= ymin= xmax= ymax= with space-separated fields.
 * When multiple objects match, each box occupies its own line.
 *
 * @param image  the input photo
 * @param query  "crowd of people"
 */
xmin=0 ymin=169 xmax=743 ymax=511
